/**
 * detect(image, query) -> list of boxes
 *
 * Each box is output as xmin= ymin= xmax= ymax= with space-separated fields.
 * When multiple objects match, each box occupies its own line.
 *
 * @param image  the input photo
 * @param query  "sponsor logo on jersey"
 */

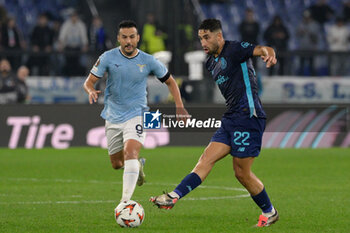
xmin=216 ymin=75 xmax=229 ymax=85
xmin=241 ymin=41 xmax=251 ymax=48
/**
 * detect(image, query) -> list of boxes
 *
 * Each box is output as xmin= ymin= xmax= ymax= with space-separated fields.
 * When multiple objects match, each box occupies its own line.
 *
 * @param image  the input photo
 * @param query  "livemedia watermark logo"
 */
xmin=143 ymin=110 xmax=162 ymax=129
xmin=143 ymin=109 xmax=221 ymax=131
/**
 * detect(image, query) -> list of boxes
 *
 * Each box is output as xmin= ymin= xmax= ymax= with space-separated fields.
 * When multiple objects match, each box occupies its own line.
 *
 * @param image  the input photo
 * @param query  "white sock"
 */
xmin=262 ymin=206 xmax=275 ymax=217
xmin=168 ymin=191 xmax=180 ymax=199
xmin=120 ymin=159 xmax=139 ymax=202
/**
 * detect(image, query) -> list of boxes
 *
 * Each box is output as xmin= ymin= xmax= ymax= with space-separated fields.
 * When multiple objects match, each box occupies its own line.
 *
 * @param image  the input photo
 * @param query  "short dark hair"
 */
xmin=198 ymin=18 xmax=222 ymax=32
xmin=119 ymin=20 xmax=137 ymax=30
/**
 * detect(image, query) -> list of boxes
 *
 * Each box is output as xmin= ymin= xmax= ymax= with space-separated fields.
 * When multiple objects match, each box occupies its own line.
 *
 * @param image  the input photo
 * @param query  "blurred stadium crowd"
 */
xmin=0 ymin=0 xmax=349 ymax=104
xmin=202 ymin=0 xmax=350 ymax=76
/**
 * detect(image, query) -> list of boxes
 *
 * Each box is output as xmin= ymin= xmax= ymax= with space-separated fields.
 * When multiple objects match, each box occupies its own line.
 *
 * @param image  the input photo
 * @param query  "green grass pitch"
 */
xmin=0 ymin=147 xmax=349 ymax=233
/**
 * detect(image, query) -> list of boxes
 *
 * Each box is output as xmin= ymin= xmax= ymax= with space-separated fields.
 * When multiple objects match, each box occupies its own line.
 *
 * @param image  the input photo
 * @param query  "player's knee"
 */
xmin=234 ymin=169 xmax=249 ymax=182
xmin=234 ymin=171 xmax=244 ymax=181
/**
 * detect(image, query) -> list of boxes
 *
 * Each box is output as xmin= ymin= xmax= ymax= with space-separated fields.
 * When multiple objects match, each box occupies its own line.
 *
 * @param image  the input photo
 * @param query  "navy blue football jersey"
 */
xmin=206 ymin=41 xmax=266 ymax=118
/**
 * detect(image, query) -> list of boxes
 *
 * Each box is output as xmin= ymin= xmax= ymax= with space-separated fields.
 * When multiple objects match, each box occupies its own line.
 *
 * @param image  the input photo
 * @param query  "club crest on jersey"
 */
xmin=137 ymin=64 xmax=146 ymax=72
xmin=220 ymin=57 xmax=227 ymax=70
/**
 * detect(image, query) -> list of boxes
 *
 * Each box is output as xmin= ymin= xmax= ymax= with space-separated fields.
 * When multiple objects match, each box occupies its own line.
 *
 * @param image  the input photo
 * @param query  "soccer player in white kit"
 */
xmin=84 ymin=20 xmax=188 ymax=203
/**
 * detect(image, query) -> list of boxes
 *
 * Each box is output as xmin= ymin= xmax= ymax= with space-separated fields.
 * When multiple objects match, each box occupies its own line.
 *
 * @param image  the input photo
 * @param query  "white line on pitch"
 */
xmin=148 ymin=182 xmax=247 ymax=192
xmin=182 ymin=194 xmax=250 ymax=201
xmin=2 ymin=177 xmax=247 ymax=192
xmin=0 ymin=194 xmax=249 ymax=205
xmin=198 ymin=185 xmax=246 ymax=192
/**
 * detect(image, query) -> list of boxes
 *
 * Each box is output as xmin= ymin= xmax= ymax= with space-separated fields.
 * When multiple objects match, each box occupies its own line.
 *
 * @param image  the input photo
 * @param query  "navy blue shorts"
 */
xmin=210 ymin=116 xmax=266 ymax=158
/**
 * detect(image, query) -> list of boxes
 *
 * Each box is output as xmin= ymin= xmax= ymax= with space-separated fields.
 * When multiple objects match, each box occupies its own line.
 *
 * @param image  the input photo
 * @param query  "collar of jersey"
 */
xmin=118 ymin=47 xmax=140 ymax=59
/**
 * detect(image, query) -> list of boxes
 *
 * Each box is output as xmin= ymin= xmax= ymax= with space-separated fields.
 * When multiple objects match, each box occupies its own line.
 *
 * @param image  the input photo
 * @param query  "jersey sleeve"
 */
xmin=149 ymin=56 xmax=168 ymax=81
xmin=232 ymin=41 xmax=256 ymax=63
xmin=90 ymin=53 xmax=108 ymax=78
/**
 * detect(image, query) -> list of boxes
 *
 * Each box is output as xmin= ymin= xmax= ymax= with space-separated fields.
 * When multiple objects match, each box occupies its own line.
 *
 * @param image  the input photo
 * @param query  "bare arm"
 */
xmin=164 ymin=75 xmax=189 ymax=121
xmin=83 ymin=73 xmax=102 ymax=104
xmin=164 ymin=75 xmax=184 ymax=108
xmin=253 ymin=45 xmax=277 ymax=68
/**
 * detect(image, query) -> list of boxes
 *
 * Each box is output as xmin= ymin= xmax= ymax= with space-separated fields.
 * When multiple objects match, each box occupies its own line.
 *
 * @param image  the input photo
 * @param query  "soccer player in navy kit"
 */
xmin=84 ymin=21 xmax=188 ymax=204
xmin=151 ymin=19 xmax=279 ymax=227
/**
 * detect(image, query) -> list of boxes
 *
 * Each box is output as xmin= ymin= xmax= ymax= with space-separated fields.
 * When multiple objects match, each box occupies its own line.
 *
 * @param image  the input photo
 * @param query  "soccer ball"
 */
xmin=114 ymin=200 xmax=145 ymax=228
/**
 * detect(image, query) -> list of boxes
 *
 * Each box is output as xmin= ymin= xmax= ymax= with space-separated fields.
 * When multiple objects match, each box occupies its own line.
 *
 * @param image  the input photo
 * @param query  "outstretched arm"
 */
xmin=253 ymin=45 xmax=277 ymax=68
xmin=164 ymin=75 xmax=189 ymax=122
xmin=83 ymin=73 xmax=102 ymax=104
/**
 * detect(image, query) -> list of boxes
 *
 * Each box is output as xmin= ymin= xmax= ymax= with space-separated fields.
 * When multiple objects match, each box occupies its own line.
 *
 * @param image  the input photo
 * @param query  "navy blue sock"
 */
xmin=173 ymin=172 xmax=202 ymax=198
xmin=251 ymin=187 xmax=273 ymax=213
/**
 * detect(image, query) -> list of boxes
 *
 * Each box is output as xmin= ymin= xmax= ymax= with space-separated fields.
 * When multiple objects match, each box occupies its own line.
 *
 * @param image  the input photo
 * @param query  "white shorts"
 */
xmin=105 ymin=116 xmax=145 ymax=155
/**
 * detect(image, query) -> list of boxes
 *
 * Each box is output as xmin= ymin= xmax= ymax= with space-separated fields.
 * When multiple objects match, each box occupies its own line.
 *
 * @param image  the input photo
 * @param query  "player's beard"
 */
xmin=207 ymin=43 xmax=220 ymax=56
xmin=122 ymin=44 xmax=135 ymax=56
